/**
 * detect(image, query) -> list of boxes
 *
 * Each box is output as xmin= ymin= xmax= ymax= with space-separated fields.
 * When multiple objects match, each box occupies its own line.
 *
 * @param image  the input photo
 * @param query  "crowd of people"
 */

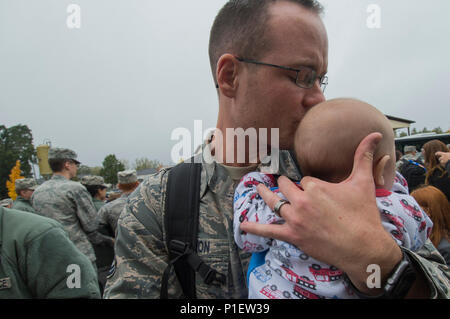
xmin=0 ymin=147 xmax=141 ymax=297
xmin=1 ymin=0 xmax=449 ymax=299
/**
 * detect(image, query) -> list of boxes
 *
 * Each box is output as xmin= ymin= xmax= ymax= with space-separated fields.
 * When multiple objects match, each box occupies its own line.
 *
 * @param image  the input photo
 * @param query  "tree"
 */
xmin=432 ymin=127 xmax=443 ymax=134
xmin=399 ymin=132 xmax=408 ymax=137
xmin=90 ymin=166 xmax=102 ymax=176
xmin=6 ymin=160 xmax=24 ymax=200
xmin=0 ymin=124 xmax=35 ymax=198
xmin=77 ymin=165 xmax=92 ymax=176
xmin=76 ymin=165 xmax=103 ymax=177
xmin=411 ymin=127 xmax=418 ymax=135
xmin=100 ymin=154 xmax=125 ymax=184
xmin=133 ymin=157 xmax=162 ymax=171
xmin=120 ymin=159 xmax=130 ymax=170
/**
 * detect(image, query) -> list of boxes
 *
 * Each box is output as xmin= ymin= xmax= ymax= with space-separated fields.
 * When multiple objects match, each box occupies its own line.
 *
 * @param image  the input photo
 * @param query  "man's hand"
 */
xmin=436 ymin=151 xmax=450 ymax=166
xmin=240 ymin=132 xmax=403 ymax=295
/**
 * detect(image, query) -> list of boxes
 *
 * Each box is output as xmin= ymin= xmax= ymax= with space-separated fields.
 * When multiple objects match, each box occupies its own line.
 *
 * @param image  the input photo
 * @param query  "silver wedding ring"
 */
xmin=273 ymin=199 xmax=289 ymax=217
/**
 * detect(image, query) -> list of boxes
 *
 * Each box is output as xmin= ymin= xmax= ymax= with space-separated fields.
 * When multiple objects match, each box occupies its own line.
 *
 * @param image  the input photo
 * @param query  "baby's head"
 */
xmin=295 ymin=98 xmax=396 ymax=190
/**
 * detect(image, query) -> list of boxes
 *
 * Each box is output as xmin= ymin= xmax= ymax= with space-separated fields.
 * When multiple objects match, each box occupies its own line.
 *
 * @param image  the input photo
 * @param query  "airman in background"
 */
xmin=31 ymin=147 xmax=114 ymax=267
xmin=97 ymin=170 xmax=139 ymax=238
xmin=12 ymin=178 xmax=38 ymax=213
xmin=81 ymin=175 xmax=108 ymax=211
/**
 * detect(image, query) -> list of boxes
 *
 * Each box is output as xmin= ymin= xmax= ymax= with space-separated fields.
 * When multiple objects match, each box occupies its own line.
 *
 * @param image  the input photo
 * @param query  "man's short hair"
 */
xmin=48 ymin=158 xmax=68 ymax=172
xmin=208 ymin=0 xmax=324 ymax=84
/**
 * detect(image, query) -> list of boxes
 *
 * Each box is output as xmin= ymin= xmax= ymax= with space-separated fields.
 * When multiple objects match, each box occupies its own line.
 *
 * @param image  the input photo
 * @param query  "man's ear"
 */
xmin=373 ymin=154 xmax=390 ymax=187
xmin=216 ymin=54 xmax=239 ymax=98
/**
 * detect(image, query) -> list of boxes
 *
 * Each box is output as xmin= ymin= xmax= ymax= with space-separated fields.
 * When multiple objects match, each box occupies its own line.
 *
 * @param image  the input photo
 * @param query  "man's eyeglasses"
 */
xmin=226 ymin=56 xmax=328 ymax=92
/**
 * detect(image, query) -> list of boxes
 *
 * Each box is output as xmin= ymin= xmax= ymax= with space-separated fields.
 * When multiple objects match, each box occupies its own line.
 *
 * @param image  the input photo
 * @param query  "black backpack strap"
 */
xmin=160 ymin=161 xmax=225 ymax=299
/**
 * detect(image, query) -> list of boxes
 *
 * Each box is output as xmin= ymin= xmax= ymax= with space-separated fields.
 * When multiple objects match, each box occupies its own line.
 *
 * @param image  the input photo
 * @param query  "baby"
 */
xmin=233 ymin=98 xmax=433 ymax=299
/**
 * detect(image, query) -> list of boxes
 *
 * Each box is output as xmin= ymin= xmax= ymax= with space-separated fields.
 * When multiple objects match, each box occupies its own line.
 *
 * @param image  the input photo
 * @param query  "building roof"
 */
xmin=385 ymin=115 xmax=415 ymax=130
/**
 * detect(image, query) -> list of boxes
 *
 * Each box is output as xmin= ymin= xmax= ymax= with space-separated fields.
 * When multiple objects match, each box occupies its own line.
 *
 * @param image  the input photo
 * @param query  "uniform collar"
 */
xmin=200 ymin=140 xmax=302 ymax=198
xmin=51 ymin=174 xmax=68 ymax=181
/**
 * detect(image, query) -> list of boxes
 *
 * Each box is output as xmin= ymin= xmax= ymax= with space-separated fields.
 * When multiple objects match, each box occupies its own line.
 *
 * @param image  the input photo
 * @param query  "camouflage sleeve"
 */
xmin=96 ymin=205 xmax=115 ymax=238
xmin=404 ymin=239 xmax=450 ymax=298
xmin=103 ymin=169 xmax=183 ymax=299
xmin=70 ymin=186 xmax=113 ymax=246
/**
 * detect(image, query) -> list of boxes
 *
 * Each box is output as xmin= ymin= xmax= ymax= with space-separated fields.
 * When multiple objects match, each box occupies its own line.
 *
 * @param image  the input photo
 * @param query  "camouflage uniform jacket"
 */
xmin=11 ymin=196 xmax=36 ymax=214
xmin=93 ymin=198 xmax=105 ymax=212
xmin=97 ymin=193 xmax=129 ymax=237
xmin=104 ymin=147 xmax=450 ymax=299
xmin=0 ymin=207 xmax=100 ymax=298
xmin=31 ymin=175 xmax=113 ymax=263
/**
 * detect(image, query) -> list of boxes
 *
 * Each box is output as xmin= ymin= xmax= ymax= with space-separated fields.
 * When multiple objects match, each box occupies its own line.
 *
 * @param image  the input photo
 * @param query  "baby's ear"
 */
xmin=373 ymin=155 xmax=391 ymax=187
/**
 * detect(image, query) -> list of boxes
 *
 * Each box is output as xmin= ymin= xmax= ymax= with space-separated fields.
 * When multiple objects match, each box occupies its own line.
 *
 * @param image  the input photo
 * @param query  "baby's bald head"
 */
xmin=295 ymin=98 xmax=396 ymax=188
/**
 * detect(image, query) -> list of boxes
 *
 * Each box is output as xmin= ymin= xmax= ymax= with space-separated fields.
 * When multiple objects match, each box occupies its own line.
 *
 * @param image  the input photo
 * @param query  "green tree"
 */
xmin=0 ymin=124 xmax=36 ymax=198
xmin=399 ymin=132 xmax=408 ymax=137
xmin=432 ymin=127 xmax=443 ymax=134
xmin=90 ymin=166 xmax=102 ymax=176
xmin=100 ymin=154 xmax=125 ymax=184
xmin=411 ymin=127 xmax=418 ymax=135
xmin=77 ymin=165 xmax=92 ymax=176
xmin=133 ymin=157 xmax=162 ymax=171
xmin=76 ymin=165 xmax=103 ymax=177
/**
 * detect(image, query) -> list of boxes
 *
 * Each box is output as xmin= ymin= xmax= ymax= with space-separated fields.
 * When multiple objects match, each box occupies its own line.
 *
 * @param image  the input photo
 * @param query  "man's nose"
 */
xmin=303 ymin=81 xmax=325 ymax=110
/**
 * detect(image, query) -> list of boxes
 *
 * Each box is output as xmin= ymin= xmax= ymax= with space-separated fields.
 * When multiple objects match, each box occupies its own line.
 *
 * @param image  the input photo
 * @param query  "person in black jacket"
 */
xmin=423 ymin=140 xmax=450 ymax=202
xmin=436 ymin=151 xmax=450 ymax=174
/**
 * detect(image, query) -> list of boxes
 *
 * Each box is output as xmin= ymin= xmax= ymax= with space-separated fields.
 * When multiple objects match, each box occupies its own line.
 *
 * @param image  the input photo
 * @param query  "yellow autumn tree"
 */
xmin=6 ymin=160 xmax=24 ymax=200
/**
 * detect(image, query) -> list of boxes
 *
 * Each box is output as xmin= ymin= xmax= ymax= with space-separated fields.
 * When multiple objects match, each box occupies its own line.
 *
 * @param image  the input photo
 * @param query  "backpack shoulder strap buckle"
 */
xmin=169 ymin=239 xmax=190 ymax=256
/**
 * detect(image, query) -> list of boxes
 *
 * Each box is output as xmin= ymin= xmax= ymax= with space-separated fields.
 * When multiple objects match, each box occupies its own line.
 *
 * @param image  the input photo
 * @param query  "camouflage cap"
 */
xmin=15 ymin=178 xmax=38 ymax=191
xmin=48 ymin=147 xmax=80 ymax=163
xmin=81 ymin=175 xmax=107 ymax=187
xmin=404 ymin=145 xmax=417 ymax=153
xmin=0 ymin=198 xmax=13 ymax=207
xmin=117 ymin=170 xmax=138 ymax=184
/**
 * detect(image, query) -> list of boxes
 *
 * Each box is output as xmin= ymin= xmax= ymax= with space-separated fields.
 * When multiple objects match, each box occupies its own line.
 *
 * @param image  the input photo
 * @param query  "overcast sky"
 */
xmin=1 ymin=0 xmax=449 ymax=171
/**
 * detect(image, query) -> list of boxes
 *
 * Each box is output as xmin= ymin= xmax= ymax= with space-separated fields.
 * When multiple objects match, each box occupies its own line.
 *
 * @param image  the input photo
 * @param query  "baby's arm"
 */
xmin=233 ymin=172 xmax=282 ymax=252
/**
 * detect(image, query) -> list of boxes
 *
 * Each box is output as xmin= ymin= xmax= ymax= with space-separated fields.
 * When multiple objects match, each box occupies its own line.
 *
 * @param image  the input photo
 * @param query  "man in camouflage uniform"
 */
xmin=11 ymin=178 xmax=38 ymax=214
xmin=31 ymin=148 xmax=114 ymax=266
xmin=96 ymin=170 xmax=140 ymax=294
xmin=97 ymin=170 xmax=139 ymax=237
xmin=104 ymin=0 xmax=450 ymax=299
xmin=81 ymin=175 xmax=114 ymax=295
